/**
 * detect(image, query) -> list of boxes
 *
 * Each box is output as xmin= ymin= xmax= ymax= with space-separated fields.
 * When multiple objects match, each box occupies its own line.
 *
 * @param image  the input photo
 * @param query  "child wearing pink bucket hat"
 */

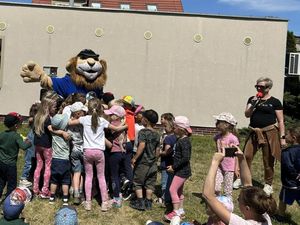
xmin=213 ymin=112 xmax=240 ymax=198
xmin=164 ymin=116 xmax=192 ymax=221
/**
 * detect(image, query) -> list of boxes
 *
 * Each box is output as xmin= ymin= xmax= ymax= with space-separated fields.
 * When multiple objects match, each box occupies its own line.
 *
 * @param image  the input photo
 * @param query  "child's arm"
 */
xmin=16 ymin=134 xmax=32 ymax=150
xmin=68 ymin=119 xmax=80 ymax=126
xmin=131 ymin=141 xmax=145 ymax=167
xmin=203 ymin=152 xmax=231 ymax=224
xmin=160 ymin=144 xmax=172 ymax=157
xmin=108 ymin=123 xmax=128 ymax=132
xmin=48 ymin=125 xmax=71 ymax=141
xmin=234 ymin=145 xmax=252 ymax=186
xmin=105 ymin=138 xmax=113 ymax=149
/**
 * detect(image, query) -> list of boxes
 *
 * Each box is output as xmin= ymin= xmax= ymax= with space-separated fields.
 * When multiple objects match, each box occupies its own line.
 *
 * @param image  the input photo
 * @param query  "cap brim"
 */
xmin=104 ymin=109 xmax=113 ymax=115
xmin=186 ymin=127 xmax=193 ymax=134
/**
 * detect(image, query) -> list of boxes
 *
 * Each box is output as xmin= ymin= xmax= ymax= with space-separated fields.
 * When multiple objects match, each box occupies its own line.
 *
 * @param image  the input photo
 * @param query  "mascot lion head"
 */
xmin=66 ymin=49 xmax=107 ymax=90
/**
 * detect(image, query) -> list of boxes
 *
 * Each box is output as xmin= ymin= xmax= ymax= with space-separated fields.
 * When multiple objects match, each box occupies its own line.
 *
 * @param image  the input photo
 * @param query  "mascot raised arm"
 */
xmin=20 ymin=49 xmax=107 ymax=99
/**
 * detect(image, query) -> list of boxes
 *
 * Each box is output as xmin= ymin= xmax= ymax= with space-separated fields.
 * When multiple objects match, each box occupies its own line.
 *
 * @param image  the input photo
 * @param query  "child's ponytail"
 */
xmin=88 ymin=98 xmax=103 ymax=133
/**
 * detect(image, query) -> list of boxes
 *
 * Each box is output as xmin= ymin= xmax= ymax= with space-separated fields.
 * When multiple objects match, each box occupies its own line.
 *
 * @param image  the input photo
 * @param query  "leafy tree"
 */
xmin=284 ymin=31 xmax=299 ymax=127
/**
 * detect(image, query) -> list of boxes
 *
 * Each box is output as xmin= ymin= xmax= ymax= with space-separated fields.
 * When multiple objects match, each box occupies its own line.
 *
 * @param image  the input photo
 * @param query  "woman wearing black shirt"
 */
xmin=244 ymin=77 xmax=286 ymax=196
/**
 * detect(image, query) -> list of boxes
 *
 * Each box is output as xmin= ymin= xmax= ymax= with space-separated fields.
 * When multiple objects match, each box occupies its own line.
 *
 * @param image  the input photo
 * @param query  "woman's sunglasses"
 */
xmin=255 ymin=85 xmax=268 ymax=89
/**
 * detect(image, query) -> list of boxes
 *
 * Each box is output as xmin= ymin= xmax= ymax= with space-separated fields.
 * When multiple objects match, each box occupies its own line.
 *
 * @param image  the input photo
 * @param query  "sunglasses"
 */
xmin=255 ymin=85 xmax=268 ymax=89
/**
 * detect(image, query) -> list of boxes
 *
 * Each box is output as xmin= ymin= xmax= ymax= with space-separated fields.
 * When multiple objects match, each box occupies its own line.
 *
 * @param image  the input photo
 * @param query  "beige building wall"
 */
xmin=0 ymin=3 xmax=288 ymax=127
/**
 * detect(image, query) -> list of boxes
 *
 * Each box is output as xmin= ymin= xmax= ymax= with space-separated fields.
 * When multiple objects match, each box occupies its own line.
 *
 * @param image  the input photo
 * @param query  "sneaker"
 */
xmin=112 ymin=198 xmax=122 ymax=208
xmin=121 ymin=179 xmax=130 ymax=192
xmin=263 ymin=184 xmax=273 ymax=196
xmin=129 ymin=198 xmax=145 ymax=211
xmin=39 ymin=192 xmax=51 ymax=199
xmin=83 ymin=201 xmax=92 ymax=211
xmin=19 ymin=179 xmax=32 ymax=187
xmin=73 ymin=196 xmax=81 ymax=205
xmin=62 ymin=198 xmax=69 ymax=206
xmin=49 ymin=196 xmax=56 ymax=205
xmin=164 ymin=210 xmax=178 ymax=221
xmin=233 ymin=178 xmax=242 ymax=189
xmin=144 ymin=199 xmax=152 ymax=210
xmin=178 ymin=208 xmax=186 ymax=219
xmin=101 ymin=200 xmax=112 ymax=212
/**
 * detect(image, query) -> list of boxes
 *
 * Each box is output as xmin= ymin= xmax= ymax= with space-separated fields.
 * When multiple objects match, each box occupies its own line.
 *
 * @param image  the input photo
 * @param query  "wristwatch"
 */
xmin=280 ymin=135 xmax=285 ymax=139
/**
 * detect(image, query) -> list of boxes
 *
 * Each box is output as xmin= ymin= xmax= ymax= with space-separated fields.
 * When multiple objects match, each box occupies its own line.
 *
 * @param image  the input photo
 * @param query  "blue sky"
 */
xmin=181 ymin=0 xmax=300 ymax=36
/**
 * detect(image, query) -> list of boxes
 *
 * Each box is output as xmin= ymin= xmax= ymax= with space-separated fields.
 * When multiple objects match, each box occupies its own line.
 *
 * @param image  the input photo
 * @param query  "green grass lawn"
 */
xmin=0 ymin=124 xmax=299 ymax=225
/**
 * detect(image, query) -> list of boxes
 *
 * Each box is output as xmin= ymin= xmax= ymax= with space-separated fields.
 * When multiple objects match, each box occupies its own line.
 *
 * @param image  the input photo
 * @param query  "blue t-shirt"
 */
xmin=51 ymin=74 xmax=103 ymax=99
xmin=160 ymin=134 xmax=177 ymax=168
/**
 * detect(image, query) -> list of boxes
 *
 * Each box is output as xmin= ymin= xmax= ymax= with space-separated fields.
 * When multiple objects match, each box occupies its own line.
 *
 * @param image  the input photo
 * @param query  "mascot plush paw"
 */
xmin=20 ymin=49 xmax=107 ymax=99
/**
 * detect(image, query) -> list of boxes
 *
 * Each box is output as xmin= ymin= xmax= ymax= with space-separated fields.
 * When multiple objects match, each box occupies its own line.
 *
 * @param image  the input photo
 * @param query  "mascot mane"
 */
xmin=66 ymin=56 xmax=107 ymax=90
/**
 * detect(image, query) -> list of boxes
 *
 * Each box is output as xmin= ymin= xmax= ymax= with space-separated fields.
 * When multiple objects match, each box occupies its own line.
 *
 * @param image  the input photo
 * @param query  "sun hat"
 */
xmin=104 ymin=105 xmax=126 ymax=118
xmin=51 ymin=114 xmax=69 ymax=130
xmin=216 ymin=195 xmax=234 ymax=212
xmin=3 ymin=194 xmax=25 ymax=220
xmin=174 ymin=116 xmax=192 ymax=134
xmin=142 ymin=109 xmax=159 ymax=124
xmin=102 ymin=92 xmax=115 ymax=105
xmin=213 ymin=112 xmax=237 ymax=126
xmin=4 ymin=112 xmax=23 ymax=128
xmin=122 ymin=95 xmax=135 ymax=107
xmin=54 ymin=206 xmax=78 ymax=225
xmin=70 ymin=102 xmax=88 ymax=113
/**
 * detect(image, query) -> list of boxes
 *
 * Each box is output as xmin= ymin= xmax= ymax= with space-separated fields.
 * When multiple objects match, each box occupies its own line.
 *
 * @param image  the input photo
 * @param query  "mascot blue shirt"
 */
xmin=52 ymin=74 xmax=103 ymax=99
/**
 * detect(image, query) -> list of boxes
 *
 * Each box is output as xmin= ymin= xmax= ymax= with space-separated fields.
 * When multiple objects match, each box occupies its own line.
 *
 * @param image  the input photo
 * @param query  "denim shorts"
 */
xmin=70 ymin=151 xmax=84 ymax=173
xmin=50 ymin=158 xmax=71 ymax=185
xmin=280 ymin=186 xmax=300 ymax=205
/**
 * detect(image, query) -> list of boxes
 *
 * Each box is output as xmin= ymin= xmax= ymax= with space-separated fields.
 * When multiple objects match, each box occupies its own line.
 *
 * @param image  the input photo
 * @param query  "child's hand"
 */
xmin=232 ymin=145 xmax=244 ymax=159
xmin=166 ymin=165 xmax=174 ymax=173
xmin=62 ymin=131 xmax=71 ymax=141
xmin=212 ymin=152 xmax=225 ymax=163
xmin=131 ymin=158 xmax=136 ymax=168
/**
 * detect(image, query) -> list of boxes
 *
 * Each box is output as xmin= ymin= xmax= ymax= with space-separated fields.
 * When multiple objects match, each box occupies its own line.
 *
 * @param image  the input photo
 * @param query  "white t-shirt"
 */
xmin=62 ymin=105 xmax=72 ymax=118
xmin=229 ymin=213 xmax=272 ymax=225
xmin=79 ymin=115 xmax=109 ymax=150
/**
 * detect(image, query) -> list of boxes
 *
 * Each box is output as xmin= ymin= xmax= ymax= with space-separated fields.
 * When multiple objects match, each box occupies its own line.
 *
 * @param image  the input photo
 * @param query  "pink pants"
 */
xmin=169 ymin=175 xmax=186 ymax=204
xmin=84 ymin=149 xmax=108 ymax=202
xmin=215 ymin=167 xmax=234 ymax=197
xmin=33 ymin=146 xmax=52 ymax=195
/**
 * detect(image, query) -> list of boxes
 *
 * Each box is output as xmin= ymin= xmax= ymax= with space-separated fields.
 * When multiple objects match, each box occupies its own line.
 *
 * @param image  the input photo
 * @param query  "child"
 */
xmin=33 ymin=93 xmax=60 ymax=198
xmin=276 ymin=125 xmax=300 ymax=222
xmin=130 ymin=109 xmax=160 ymax=211
xmin=164 ymin=116 xmax=192 ymax=221
xmin=0 ymin=113 xmax=32 ymax=200
xmin=159 ymin=113 xmax=176 ymax=207
xmin=213 ymin=112 xmax=239 ymax=198
xmin=68 ymin=102 xmax=87 ymax=205
xmin=205 ymin=195 xmax=234 ymax=225
xmin=68 ymin=98 xmax=127 ymax=212
xmin=104 ymin=105 xmax=131 ymax=208
xmin=49 ymin=113 xmax=72 ymax=205
xmin=19 ymin=102 xmax=40 ymax=187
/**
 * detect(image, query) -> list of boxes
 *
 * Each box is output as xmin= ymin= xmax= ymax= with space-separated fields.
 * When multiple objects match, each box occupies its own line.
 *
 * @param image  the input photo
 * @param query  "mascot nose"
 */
xmin=87 ymin=58 xmax=96 ymax=66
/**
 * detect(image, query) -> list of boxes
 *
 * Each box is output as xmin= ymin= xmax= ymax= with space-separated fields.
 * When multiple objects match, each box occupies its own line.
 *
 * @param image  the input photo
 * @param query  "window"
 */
xmin=147 ymin=4 xmax=157 ymax=11
xmin=43 ymin=66 xmax=58 ymax=77
xmin=0 ymin=37 xmax=3 ymax=89
xmin=120 ymin=3 xmax=130 ymax=10
xmin=91 ymin=3 xmax=101 ymax=8
xmin=288 ymin=53 xmax=300 ymax=75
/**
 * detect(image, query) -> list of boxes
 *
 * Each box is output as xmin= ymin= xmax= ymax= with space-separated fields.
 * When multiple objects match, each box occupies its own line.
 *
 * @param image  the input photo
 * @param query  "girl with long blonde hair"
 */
xmin=33 ymin=92 xmax=59 ymax=198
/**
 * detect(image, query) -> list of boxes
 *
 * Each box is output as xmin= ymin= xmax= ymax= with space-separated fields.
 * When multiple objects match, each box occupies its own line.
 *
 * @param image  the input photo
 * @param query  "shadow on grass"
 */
xmin=252 ymin=179 xmax=264 ymax=188
xmin=192 ymin=192 xmax=206 ymax=205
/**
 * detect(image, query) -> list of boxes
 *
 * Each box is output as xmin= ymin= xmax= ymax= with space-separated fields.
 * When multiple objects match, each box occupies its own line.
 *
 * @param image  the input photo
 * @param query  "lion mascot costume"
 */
xmin=20 ymin=49 xmax=107 ymax=99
